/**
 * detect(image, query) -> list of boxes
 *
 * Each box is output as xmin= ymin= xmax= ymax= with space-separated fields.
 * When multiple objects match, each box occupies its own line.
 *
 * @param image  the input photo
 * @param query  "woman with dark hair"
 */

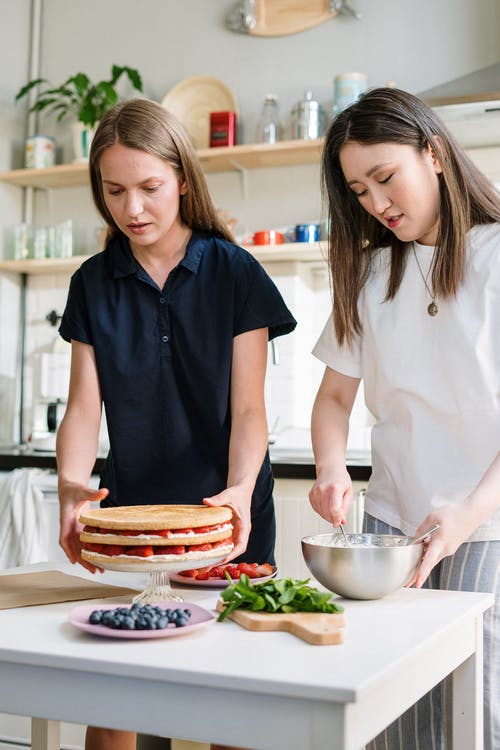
xmin=56 ymin=98 xmax=296 ymax=750
xmin=309 ymin=87 xmax=499 ymax=749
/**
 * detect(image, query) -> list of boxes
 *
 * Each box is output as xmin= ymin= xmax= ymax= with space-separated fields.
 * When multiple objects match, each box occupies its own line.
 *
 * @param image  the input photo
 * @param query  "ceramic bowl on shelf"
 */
xmin=301 ymin=532 xmax=423 ymax=600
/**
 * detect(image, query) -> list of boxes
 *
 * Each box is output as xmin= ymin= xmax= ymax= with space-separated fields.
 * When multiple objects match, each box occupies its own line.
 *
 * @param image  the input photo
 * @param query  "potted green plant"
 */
xmin=15 ymin=64 xmax=143 ymax=162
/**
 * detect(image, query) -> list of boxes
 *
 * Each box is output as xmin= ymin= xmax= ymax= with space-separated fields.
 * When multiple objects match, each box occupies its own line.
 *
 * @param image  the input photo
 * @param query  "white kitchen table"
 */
xmin=0 ymin=564 xmax=493 ymax=750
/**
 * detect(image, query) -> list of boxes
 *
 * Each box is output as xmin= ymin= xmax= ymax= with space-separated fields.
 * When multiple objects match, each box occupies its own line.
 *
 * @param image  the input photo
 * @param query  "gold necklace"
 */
xmin=412 ymin=243 xmax=438 ymax=316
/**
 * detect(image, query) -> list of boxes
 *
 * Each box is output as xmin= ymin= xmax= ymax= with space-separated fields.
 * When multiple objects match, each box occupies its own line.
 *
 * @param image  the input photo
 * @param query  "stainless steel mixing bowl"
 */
xmin=301 ymin=532 xmax=423 ymax=600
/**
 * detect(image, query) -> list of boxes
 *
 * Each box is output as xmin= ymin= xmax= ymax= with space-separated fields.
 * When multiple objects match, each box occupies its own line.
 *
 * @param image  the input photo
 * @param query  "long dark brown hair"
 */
xmin=322 ymin=87 xmax=500 ymax=346
xmin=89 ymin=98 xmax=233 ymax=243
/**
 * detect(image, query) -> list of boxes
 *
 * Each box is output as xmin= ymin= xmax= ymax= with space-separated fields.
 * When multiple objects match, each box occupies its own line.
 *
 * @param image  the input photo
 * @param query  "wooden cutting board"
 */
xmin=216 ymin=602 xmax=345 ymax=645
xmin=226 ymin=0 xmax=338 ymax=37
xmin=253 ymin=0 xmax=337 ymax=36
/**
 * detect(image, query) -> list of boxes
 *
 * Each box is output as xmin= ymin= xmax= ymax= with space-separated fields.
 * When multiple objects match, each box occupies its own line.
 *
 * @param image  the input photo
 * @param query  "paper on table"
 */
xmin=0 ymin=570 xmax=137 ymax=609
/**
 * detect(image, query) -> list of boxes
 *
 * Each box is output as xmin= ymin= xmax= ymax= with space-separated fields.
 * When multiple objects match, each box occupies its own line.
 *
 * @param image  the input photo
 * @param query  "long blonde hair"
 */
xmin=89 ymin=98 xmax=233 ymax=243
xmin=322 ymin=87 xmax=500 ymax=346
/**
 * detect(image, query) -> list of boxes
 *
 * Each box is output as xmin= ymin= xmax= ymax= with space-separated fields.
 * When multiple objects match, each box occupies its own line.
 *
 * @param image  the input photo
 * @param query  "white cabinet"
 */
xmin=0 ymin=715 xmax=85 ymax=749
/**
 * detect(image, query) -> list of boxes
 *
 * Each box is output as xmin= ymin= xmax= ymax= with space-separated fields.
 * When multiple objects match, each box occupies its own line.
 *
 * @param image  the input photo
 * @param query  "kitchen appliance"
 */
xmin=30 ymin=351 xmax=70 ymax=451
xmin=419 ymin=62 xmax=500 ymax=148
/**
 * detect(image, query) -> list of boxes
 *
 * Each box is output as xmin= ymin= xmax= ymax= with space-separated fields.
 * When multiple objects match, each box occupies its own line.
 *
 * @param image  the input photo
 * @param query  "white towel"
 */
xmin=0 ymin=468 xmax=49 ymax=568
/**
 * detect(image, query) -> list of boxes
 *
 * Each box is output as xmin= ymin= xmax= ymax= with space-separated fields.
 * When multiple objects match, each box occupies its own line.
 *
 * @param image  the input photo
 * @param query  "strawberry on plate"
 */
xmin=180 ymin=568 xmax=201 ymax=578
xmin=173 ymin=562 xmax=277 ymax=587
xmin=237 ymin=563 xmax=260 ymax=579
xmin=255 ymin=563 xmax=274 ymax=576
xmin=195 ymin=570 xmax=211 ymax=581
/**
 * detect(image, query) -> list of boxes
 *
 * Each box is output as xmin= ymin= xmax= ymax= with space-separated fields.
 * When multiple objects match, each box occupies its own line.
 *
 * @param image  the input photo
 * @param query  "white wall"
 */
xmin=24 ymin=0 xmax=500 ymax=234
xmin=2 ymin=0 xmax=500 ymax=443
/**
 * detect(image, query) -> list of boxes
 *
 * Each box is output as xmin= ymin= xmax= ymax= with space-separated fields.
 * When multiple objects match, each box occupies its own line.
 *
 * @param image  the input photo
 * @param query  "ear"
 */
xmin=179 ymin=175 xmax=188 ymax=195
xmin=427 ymin=136 xmax=444 ymax=175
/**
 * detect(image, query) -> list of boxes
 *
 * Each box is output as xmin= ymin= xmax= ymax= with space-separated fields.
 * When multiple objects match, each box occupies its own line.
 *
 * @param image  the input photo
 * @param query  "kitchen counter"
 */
xmin=0 ymin=562 xmax=492 ymax=750
xmin=0 ymin=443 xmax=372 ymax=482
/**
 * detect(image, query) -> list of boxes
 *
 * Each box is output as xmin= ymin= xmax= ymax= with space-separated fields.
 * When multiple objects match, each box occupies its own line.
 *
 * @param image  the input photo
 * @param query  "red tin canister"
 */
xmin=210 ymin=111 xmax=237 ymax=147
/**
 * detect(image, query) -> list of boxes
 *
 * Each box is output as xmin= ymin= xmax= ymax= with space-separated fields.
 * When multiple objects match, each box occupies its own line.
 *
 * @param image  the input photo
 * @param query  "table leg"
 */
xmin=452 ymin=615 xmax=484 ymax=750
xmin=31 ymin=717 xmax=60 ymax=750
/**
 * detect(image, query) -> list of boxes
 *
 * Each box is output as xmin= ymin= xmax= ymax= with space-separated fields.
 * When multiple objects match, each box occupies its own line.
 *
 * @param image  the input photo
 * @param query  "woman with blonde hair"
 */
xmin=57 ymin=98 xmax=296 ymax=750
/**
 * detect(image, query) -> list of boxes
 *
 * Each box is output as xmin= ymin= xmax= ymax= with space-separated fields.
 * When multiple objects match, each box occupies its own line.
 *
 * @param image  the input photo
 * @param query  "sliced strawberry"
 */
xmin=237 ymin=562 xmax=260 ymax=578
xmin=225 ymin=565 xmax=241 ymax=579
xmin=189 ymin=543 xmax=212 ymax=552
xmin=125 ymin=546 xmax=154 ymax=557
xmin=83 ymin=525 xmax=98 ymax=533
xmin=105 ymin=545 xmax=127 ymax=556
xmin=84 ymin=542 xmax=104 ymax=553
xmin=175 ymin=528 xmax=193 ymax=535
xmin=195 ymin=570 xmax=211 ymax=580
xmin=163 ymin=545 xmax=186 ymax=555
xmin=255 ymin=563 xmax=274 ymax=577
xmin=212 ymin=538 xmax=232 ymax=548
xmin=208 ymin=566 xmax=225 ymax=578
xmin=178 ymin=568 xmax=198 ymax=578
xmin=153 ymin=545 xmax=186 ymax=555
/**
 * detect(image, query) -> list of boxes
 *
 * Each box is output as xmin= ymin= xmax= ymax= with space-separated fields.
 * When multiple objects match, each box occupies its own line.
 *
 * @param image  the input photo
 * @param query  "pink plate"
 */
xmin=170 ymin=565 xmax=277 ymax=589
xmin=69 ymin=601 xmax=215 ymax=639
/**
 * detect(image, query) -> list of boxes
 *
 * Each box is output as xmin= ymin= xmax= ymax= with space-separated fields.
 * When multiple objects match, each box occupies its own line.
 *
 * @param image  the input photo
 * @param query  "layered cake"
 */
xmin=80 ymin=504 xmax=234 ymax=569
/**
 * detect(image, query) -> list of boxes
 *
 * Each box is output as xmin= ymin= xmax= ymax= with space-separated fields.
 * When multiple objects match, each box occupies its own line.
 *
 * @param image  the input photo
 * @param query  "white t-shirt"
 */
xmin=313 ymin=223 xmax=500 ymax=541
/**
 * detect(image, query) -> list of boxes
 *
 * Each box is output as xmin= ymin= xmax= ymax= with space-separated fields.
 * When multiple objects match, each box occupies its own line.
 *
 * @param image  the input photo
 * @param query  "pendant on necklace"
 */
xmin=427 ymin=301 xmax=438 ymax=316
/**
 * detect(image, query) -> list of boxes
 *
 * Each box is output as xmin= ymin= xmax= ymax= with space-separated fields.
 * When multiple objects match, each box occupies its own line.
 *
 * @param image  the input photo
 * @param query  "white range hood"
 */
xmin=418 ymin=62 xmax=500 ymax=149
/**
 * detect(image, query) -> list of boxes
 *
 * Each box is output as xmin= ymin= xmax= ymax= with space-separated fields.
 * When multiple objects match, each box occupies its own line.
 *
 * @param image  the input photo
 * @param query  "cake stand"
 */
xmin=92 ymin=554 xmax=229 ymax=603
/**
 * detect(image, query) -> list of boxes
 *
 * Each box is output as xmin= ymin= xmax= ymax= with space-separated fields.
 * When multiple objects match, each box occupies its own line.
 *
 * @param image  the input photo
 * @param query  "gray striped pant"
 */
xmin=363 ymin=514 xmax=499 ymax=750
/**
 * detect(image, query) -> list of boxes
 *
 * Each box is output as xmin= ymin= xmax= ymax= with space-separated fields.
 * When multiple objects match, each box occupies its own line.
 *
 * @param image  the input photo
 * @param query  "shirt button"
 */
xmin=159 ymin=297 xmax=166 ymax=304
xmin=162 ymin=335 xmax=169 ymax=343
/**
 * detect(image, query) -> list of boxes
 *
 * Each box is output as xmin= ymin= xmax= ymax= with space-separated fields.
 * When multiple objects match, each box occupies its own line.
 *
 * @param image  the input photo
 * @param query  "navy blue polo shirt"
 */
xmin=59 ymin=231 xmax=296 ymax=517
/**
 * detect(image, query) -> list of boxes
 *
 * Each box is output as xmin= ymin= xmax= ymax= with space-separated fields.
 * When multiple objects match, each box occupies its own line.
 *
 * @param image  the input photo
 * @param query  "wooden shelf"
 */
xmin=196 ymin=139 xmax=323 ymax=173
xmin=0 ymin=243 xmax=327 ymax=275
xmin=0 ymin=162 xmax=90 ymax=189
xmin=0 ymin=254 xmax=90 ymax=274
xmin=0 ymin=139 xmax=323 ymax=189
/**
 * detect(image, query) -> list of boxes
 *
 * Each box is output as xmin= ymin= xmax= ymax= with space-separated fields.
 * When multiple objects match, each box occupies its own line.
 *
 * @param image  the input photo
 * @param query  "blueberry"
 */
xmin=89 ymin=610 xmax=103 ymax=625
xmin=121 ymin=616 xmax=136 ymax=629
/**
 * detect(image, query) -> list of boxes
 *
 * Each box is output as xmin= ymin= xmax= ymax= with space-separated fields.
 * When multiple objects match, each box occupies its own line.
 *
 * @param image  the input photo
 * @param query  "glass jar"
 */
xmin=256 ymin=94 xmax=282 ymax=144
